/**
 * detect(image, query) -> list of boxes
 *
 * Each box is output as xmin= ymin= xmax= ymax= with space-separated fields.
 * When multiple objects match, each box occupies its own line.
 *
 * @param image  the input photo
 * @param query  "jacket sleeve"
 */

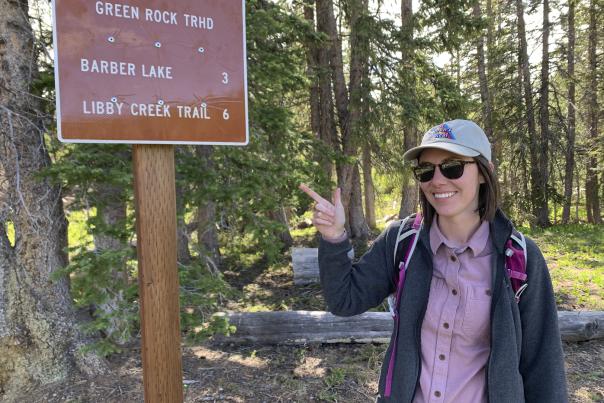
xmin=317 ymin=222 xmax=399 ymax=317
xmin=519 ymin=237 xmax=569 ymax=403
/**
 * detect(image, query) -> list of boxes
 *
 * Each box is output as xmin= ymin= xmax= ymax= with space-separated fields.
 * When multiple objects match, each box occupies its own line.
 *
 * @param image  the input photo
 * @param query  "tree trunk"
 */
xmin=362 ymin=146 xmax=376 ymax=229
xmin=318 ymin=0 xmax=369 ymax=238
xmin=304 ymin=2 xmax=334 ymax=178
xmin=398 ymin=0 xmax=418 ymax=218
xmin=268 ymin=206 xmax=294 ymax=248
xmin=516 ymin=0 xmax=543 ymax=227
xmin=194 ymin=146 xmax=221 ymax=269
xmin=345 ymin=0 xmax=370 ymax=239
xmin=349 ymin=164 xmax=369 ymax=239
xmin=320 ymin=0 xmax=351 ymax=211
xmin=0 ymin=0 xmax=106 ymax=395
xmin=304 ymin=2 xmax=321 ymax=141
xmin=585 ymin=0 xmax=602 ymax=224
xmin=562 ymin=0 xmax=576 ymax=224
xmin=537 ymin=0 xmax=551 ymax=227
xmin=473 ymin=1 xmax=496 ymax=167
xmin=93 ymin=181 xmax=131 ymax=344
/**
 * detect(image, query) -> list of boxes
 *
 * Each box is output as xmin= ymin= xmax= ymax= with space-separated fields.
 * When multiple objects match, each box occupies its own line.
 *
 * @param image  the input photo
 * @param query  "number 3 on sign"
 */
xmin=222 ymin=72 xmax=228 ymax=84
xmin=223 ymin=109 xmax=229 ymax=120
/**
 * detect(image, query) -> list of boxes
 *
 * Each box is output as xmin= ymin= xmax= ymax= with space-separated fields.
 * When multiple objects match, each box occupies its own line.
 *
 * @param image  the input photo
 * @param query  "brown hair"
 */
xmin=418 ymin=155 xmax=499 ymax=226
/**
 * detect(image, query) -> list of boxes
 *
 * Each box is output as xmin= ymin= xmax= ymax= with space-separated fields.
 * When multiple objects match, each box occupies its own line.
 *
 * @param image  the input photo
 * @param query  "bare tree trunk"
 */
xmin=317 ymin=0 xmax=368 ymax=238
xmin=268 ymin=207 xmax=294 ymax=248
xmin=398 ymin=0 xmax=418 ymax=218
xmin=362 ymin=146 xmax=376 ymax=229
xmin=304 ymin=2 xmax=321 ymax=141
xmin=585 ymin=0 xmax=602 ymax=224
xmin=562 ymin=0 xmax=576 ymax=224
xmin=194 ymin=146 xmax=221 ymax=269
xmin=516 ymin=0 xmax=543 ymax=227
xmin=537 ymin=0 xmax=551 ymax=227
xmin=349 ymin=164 xmax=369 ymax=237
xmin=304 ymin=2 xmax=334 ymax=178
xmin=345 ymin=0 xmax=370 ymax=239
xmin=399 ymin=127 xmax=418 ymax=218
xmin=474 ymin=0 xmax=496 ymax=167
xmin=93 ymin=181 xmax=131 ymax=344
xmin=317 ymin=0 xmax=351 ymax=198
xmin=0 ymin=0 xmax=106 ymax=395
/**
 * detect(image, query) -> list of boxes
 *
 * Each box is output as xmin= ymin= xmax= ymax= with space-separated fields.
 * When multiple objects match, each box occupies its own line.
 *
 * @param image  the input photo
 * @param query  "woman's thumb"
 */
xmin=333 ymin=187 xmax=342 ymax=207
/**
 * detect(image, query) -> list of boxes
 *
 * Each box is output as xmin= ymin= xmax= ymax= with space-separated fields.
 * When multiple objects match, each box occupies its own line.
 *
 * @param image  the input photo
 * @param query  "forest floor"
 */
xmin=13 ymin=224 xmax=604 ymax=402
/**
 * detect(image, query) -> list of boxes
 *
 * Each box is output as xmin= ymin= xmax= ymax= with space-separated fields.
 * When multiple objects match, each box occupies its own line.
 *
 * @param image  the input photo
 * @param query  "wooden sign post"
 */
xmin=133 ymin=145 xmax=182 ymax=401
xmin=52 ymin=0 xmax=248 ymax=401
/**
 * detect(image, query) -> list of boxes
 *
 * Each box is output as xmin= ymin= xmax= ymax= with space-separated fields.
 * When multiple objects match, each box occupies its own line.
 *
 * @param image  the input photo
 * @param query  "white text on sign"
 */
xmin=94 ymin=1 xmax=214 ymax=29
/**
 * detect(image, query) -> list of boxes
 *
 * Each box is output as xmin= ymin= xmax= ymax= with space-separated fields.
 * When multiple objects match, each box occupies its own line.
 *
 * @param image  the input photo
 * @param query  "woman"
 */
xmin=299 ymin=119 xmax=568 ymax=402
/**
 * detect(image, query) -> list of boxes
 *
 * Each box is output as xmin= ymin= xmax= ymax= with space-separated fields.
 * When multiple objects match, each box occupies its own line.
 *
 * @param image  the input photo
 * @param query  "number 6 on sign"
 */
xmin=223 ymin=109 xmax=230 ymax=120
xmin=222 ymin=72 xmax=229 ymax=84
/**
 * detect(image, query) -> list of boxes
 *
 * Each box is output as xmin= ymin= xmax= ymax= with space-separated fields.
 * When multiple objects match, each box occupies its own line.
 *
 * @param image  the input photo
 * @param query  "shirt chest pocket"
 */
xmin=461 ymin=284 xmax=492 ymax=338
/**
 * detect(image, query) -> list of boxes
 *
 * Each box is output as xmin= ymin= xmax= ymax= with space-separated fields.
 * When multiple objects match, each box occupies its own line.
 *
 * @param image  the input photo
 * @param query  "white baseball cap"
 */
xmin=402 ymin=119 xmax=492 ymax=162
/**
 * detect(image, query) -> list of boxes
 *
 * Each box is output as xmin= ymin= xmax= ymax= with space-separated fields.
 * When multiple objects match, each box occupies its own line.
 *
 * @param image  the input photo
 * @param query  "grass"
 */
xmin=520 ymin=224 xmax=604 ymax=310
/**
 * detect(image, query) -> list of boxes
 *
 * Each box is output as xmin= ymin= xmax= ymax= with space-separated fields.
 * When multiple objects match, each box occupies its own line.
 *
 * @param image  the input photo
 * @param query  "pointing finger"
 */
xmin=299 ymin=183 xmax=330 ymax=205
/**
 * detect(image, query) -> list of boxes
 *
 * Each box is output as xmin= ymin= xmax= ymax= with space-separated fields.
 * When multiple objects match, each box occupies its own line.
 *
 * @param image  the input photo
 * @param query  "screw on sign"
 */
xmin=52 ymin=1 xmax=248 ymax=402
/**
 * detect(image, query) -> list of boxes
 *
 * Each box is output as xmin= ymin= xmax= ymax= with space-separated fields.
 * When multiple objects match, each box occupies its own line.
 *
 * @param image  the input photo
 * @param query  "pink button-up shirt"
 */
xmin=413 ymin=218 xmax=493 ymax=403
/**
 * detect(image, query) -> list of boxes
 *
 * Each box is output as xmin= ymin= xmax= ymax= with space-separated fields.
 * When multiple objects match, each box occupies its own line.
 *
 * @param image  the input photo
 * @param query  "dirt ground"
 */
xmin=10 ymin=338 xmax=604 ymax=402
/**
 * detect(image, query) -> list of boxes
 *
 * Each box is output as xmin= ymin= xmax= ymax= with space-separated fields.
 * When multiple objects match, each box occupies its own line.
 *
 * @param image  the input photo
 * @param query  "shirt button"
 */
xmin=486 ymin=289 xmax=492 ymax=296
xmin=434 ymin=391 xmax=441 ymax=397
xmin=452 ymin=289 xmax=458 ymax=296
xmin=439 ymin=354 xmax=446 ymax=360
xmin=450 ymin=255 xmax=457 ymax=262
xmin=443 ymin=322 xmax=450 ymax=329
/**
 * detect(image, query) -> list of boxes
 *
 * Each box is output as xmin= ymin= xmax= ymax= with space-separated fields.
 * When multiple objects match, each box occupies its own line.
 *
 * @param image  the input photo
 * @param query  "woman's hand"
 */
xmin=299 ymin=183 xmax=346 ymax=240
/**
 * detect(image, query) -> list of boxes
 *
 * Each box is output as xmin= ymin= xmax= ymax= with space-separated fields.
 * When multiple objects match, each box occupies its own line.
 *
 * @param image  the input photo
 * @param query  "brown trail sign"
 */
xmin=52 ymin=0 xmax=248 ymax=401
xmin=53 ymin=0 xmax=248 ymax=144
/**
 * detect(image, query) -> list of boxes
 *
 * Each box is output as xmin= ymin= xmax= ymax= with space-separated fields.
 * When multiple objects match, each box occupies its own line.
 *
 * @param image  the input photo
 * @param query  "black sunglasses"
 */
xmin=412 ymin=160 xmax=476 ymax=182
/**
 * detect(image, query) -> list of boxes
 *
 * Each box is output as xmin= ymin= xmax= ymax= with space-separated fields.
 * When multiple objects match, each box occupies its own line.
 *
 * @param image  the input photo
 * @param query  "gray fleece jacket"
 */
xmin=318 ymin=210 xmax=568 ymax=402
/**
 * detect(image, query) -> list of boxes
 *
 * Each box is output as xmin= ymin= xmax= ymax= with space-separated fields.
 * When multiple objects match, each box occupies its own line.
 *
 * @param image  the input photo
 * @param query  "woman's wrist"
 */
xmin=322 ymin=229 xmax=347 ymax=243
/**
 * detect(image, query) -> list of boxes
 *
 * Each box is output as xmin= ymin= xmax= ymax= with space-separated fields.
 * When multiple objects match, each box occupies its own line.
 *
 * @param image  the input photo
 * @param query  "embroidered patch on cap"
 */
xmin=428 ymin=123 xmax=456 ymax=140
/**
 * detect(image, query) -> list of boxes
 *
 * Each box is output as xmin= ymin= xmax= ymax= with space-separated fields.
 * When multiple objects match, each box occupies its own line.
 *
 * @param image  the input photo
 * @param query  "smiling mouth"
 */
xmin=433 ymin=192 xmax=457 ymax=199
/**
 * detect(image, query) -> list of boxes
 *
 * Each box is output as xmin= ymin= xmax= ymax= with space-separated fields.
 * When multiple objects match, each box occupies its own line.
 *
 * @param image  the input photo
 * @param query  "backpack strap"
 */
xmin=387 ymin=213 xmax=422 ymax=316
xmin=505 ymin=228 xmax=528 ymax=303
xmin=384 ymin=212 xmax=422 ymax=398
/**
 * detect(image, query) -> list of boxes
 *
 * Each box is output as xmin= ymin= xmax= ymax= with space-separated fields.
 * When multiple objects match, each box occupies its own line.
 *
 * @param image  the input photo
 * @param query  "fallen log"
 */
xmin=291 ymin=248 xmax=319 ymax=285
xmin=214 ymin=310 xmax=604 ymax=345
xmin=557 ymin=310 xmax=604 ymax=342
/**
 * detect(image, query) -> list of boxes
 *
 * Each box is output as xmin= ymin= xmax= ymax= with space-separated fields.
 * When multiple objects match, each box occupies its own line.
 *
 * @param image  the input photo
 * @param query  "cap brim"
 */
xmin=402 ymin=143 xmax=481 ymax=161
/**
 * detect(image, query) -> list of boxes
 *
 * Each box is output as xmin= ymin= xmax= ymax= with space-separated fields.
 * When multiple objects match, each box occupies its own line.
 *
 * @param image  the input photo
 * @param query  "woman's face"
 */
xmin=418 ymin=148 xmax=484 ymax=223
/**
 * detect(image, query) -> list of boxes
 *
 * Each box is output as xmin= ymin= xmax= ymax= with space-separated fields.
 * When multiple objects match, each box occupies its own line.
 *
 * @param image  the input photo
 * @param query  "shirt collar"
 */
xmin=429 ymin=217 xmax=491 ymax=257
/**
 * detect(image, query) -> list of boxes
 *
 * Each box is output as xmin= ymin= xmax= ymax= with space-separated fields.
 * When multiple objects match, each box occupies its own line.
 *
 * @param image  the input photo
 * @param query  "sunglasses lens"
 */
xmin=413 ymin=165 xmax=435 ymax=182
xmin=440 ymin=161 xmax=465 ymax=179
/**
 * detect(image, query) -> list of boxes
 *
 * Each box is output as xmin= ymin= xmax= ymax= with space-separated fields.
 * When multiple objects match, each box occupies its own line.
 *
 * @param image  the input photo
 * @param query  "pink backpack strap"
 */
xmin=505 ymin=229 xmax=528 ymax=303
